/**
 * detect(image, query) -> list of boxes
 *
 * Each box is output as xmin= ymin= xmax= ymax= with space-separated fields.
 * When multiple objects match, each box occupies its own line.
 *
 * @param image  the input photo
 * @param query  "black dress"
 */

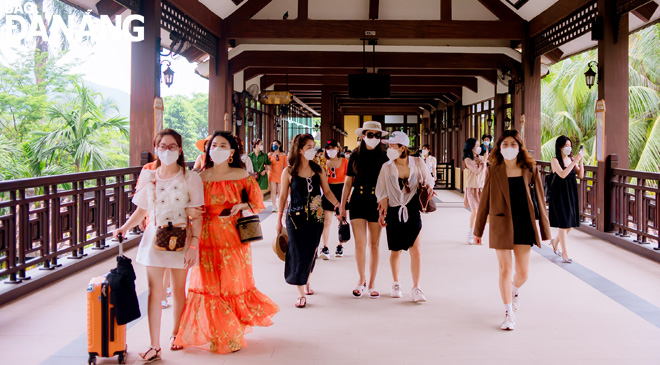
xmin=347 ymin=146 xmax=387 ymax=222
xmin=385 ymin=178 xmax=422 ymax=252
xmin=508 ymin=177 xmax=536 ymax=246
xmin=285 ymin=174 xmax=324 ymax=285
xmin=548 ymin=168 xmax=580 ymax=228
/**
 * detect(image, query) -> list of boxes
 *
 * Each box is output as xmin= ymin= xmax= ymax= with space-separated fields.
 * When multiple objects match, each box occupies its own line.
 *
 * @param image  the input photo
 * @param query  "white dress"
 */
xmin=133 ymin=167 xmax=204 ymax=269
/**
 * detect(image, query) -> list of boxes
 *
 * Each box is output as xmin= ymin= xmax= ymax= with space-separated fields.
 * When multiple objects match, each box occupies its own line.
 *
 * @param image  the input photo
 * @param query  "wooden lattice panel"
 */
xmin=161 ymin=0 xmax=218 ymax=59
xmin=533 ymin=1 xmax=598 ymax=57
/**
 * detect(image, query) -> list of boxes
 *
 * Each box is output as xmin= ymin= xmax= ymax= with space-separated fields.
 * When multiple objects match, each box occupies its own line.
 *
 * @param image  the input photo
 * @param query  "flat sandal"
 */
xmin=139 ymin=347 xmax=161 ymax=362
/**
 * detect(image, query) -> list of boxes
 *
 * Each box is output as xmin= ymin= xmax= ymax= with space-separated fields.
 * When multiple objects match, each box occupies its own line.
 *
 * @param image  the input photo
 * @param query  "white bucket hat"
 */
xmin=383 ymin=131 xmax=410 ymax=147
xmin=355 ymin=121 xmax=389 ymax=137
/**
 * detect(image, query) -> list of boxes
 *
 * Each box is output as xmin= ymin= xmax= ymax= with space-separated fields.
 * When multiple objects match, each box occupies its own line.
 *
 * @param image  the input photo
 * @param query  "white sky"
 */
xmin=0 ymin=9 xmax=209 ymax=98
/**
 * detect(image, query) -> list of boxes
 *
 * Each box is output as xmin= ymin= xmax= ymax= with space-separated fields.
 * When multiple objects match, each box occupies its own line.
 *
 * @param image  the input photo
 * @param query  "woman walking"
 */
xmin=268 ymin=140 xmax=286 ymax=212
xmin=113 ymin=129 xmax=203 ymax=361
xmin=376 ymin=132 xmax=434 ymax=303
xmin=174 ymin=131 xmax=279 ymax=353
xmin=463 ymin=138 xmax=488 ymax=244
xmin=248 ymin=138 xmax=271 ymax=193
xmin=320 ymin=139 xmax=349 ymax=259
xmin=473 ymin=130 xmax=550 ymax=330
xmin=276 ymin=134 xmax=341 ymax=308
xmin=340 ymin=121 xmax=388 ymax=299
xmin=548 ymin=136 xmax=584 ymax=263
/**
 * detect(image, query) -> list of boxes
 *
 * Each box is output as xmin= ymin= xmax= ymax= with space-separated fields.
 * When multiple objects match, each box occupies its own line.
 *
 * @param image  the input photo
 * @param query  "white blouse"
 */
xmin=376 ymin=156 xmax=434 ymax=223
xmin=132 ymin=167 xmax=204 ymax=269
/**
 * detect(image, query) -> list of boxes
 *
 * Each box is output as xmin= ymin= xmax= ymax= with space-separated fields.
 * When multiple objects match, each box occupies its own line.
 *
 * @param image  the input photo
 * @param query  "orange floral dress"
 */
xmin=174 ymin=176 xmax=279 ymax=353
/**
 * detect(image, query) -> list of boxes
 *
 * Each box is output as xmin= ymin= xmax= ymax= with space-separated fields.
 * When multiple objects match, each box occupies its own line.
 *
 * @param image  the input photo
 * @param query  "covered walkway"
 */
xmin=4 ymin=190 xmax=660 ymax=365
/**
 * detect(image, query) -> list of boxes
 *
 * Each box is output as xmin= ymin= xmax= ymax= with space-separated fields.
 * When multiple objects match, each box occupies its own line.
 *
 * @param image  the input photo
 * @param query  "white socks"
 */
xmin=504 ymin=303 xmax=513 ymax=313
xmin=512 ymin=284 xmax=521 ymax=296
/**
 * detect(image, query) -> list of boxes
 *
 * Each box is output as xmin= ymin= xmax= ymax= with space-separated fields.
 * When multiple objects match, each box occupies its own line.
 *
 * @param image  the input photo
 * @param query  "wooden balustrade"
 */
xmin=611 ymin=168 xmax=659 ymax=249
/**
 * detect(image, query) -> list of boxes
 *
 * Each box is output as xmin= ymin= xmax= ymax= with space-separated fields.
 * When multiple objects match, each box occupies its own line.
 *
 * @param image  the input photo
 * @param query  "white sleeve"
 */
xmin=375 ymin=164 xmax=390 ymax=203
xmin=419 ymin=157 xmax=435 ymax=187
xmin=132 ymin=169 xmax=154 ymax=210
xmin=186 ymin=171 xmax=205 ymax=207
xmin=244 ymin=155 xmax=254 ymax=173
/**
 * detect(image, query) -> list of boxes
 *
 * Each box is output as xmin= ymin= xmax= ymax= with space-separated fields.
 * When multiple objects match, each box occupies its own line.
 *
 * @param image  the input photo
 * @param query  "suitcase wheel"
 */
xmin=87 ymin=354 xmax=96 ymax=365
xmin=118 ymin=351 xmax=126 ymax=364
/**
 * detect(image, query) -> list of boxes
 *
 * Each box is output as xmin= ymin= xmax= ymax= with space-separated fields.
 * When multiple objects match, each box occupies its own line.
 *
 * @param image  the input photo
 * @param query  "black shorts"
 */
xmin=322 ymin=183 xmax=344 ymax=211
xmin=348 ymin=185 xmax=379 ymax=223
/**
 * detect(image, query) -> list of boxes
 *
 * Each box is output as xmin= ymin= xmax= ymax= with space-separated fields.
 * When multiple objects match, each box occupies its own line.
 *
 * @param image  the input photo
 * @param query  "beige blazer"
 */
xmin=474 ymin=163 xmax=551 ymax=249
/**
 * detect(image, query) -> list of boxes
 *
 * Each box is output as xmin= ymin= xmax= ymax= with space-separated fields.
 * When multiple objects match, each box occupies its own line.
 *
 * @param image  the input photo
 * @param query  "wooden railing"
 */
xmin=611 ymin=168 xmax=659 ymax=248
xmin=535 ymin=161 xmax=598 ymax=227
xmin=435 ymin=160 xmax=455 ymax=190
xmin=0 ymin=167 xmax=142 ymax=284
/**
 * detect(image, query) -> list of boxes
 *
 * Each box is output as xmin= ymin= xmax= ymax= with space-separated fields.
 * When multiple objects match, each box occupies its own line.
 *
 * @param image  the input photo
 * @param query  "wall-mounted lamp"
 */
xmin=487 ymin=115 xmax=493 ymax=129
xmin=159 ymin=60 xmax=175 ymax=88
xmin=247 ymin=113 xmax=254 ymax=127
xmin=585 ymin=61 xmax=598 ymax=89
xmin=504 ymin=115 xmax=511 ymax=130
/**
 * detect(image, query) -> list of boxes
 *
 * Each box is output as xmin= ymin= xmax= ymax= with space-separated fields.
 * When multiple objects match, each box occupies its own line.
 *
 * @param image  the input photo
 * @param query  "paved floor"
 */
xmin=2 ymin=190 xmax=660 ymax=365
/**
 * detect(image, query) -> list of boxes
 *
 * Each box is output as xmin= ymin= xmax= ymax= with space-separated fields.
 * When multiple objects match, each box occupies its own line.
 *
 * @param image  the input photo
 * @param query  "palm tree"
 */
xmin=32 ymin=81 xmax=129 ymax=172
xmin=541 ymin=24 xmax=660 ymax=172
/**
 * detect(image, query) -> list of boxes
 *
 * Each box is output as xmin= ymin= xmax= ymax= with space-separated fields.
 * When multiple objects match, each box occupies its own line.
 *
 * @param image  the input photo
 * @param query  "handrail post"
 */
xmin=596 ymin=154 xmax=617 ymax=232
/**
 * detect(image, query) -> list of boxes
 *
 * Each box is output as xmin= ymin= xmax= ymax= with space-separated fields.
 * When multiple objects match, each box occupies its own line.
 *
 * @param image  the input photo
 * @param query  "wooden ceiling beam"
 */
xmin=225 ymin=0 xmax=273 ymax=27
xmin=277 ymin=84 xmax=463 ymax=97
xmin=225 ymin=20 xmax=524 ymax=39
xmin=441 ymin=0 xmax=452 ymax=20
xmin=340 ymin=106 xmax=422 ymax=114
xmin=95 ymin=0 xmax=125 ymax=20
xmin=476 ymin=0 xmax=524 ymax=21
xmin=543 ymin=48 xmax=564 ymax=64
xmin=262 ymin=75 xmax=478 ymax=92
xmin=244 ymin=67 xmax=497 ymax=84
xmin=230 ymin=51 xmax=519 ymax=75
xmin=529 ymin=0 xmax=593 ymax=37
xmin=632 ymin=2 xmax=659 ymax=22
xmin=167 ymin=0 xmax=223 ymax=37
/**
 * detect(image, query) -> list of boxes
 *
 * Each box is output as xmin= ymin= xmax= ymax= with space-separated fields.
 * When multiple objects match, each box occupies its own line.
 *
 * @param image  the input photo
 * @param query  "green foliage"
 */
xmin=541 ymin=24 xmax=660 ymax=172
xmin=162 ymin=93 xmax=208 ymax=161
xmin=31 ymin=81 xmax=129 ymax=172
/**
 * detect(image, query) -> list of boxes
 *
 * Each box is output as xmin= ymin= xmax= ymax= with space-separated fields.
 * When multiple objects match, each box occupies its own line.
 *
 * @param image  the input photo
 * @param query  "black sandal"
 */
xmin=139 ymin=347 xmax=161 ymax=362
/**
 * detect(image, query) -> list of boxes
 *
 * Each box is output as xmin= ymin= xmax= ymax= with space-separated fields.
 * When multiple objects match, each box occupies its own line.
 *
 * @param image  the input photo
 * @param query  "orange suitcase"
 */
xmin=87 ymin=235 xmax=128 ymax=365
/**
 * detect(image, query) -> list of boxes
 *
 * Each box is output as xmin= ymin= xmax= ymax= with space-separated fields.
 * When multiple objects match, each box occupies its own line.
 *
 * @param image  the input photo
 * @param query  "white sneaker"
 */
xmin=500 ymin=312 xmax=515 ymax=330
xmin=390 ymin=282 xmax=402 ymax=298
xmin=319 ymin=246 xmax=330 ymax=260
xmin=161 ymin=299 xmax=169 ymax=309
xmin=512 ymin=292 xmax=520 ymax=312
xmin=411 ymin=287 xmax=427 ymax=303
xmin=466 ymin=230 xmax=475 ymax=244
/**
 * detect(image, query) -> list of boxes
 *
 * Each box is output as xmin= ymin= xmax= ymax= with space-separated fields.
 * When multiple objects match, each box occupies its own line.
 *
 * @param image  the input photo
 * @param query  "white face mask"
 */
xmin=364 ymin=137 xmax=380 ymax=148
xmin=158 ymin=149 xmax=179 ymax=166
xmin=326 ymin=149 xmax=338 ymax=158
xmin=474 ymin=146 xmax=482 ymax=155
xmin=501 ymin=147 xmax=519 ymax=161
xmin=484 ymin=140 xmax=491 ymax=147
xmin=387 ymin=147 xmax=401 ymax=161
xmin=421 ymin=150 xmax=429 ymax=157
xmin=209 ymin=147 xmax=231 ymax=164
xmin=562 ymin=147 xmax=572 ymax=156
xmin=303 ymin=148 xmax=317 ymax=161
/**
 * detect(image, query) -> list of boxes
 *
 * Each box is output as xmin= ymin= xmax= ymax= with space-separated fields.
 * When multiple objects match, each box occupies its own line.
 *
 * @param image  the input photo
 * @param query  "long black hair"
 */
xmin=463 ymin=138 xmax=478 ymax=160
xmin=288 ymin=134 xmax=322 ymax=177
xmin=272 ymin=139 xmax=284 ymax=153
xmin=350 ymin=138 xmax=386 ymax=176
xmin=554 ymin=135 xmax=573 ymax=169
xmin=204 ymin=131 xmax=245 ymax=170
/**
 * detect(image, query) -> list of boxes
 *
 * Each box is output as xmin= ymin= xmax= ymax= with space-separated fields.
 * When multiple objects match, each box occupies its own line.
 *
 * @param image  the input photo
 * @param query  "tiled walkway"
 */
xmin=2 ymin=190 xmax=660 ymax=364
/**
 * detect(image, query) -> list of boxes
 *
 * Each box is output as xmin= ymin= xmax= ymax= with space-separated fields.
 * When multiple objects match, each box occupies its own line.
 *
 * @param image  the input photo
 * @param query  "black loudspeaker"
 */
xmin=348 ymin=74 xmax=390 ymax=98
xmin=591 ymin=16 xmax=604 ymax=41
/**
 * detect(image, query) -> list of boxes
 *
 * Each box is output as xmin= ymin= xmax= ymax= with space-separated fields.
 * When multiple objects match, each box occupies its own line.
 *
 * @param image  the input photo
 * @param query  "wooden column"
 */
xmin=129 ymin=0 xmax=160 ymax=166
xmin=598 ymin=0 xmax=630 ymax=168
xmin=209 ymin=37 xmax=230 ymax=133
xmin=494 ymin=93 xmax=506 ymax=141
xmin=522 ymin=32 xmax=542 ymax=159
xmin=321 ymin=88 xmax=333 ymax=143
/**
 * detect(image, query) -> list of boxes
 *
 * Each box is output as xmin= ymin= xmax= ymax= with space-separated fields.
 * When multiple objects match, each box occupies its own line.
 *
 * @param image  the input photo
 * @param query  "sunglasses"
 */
xmin=364 ymin=132 xmax=382 ymax=139
xmin=275 ymin=155 xmax=279 ymax=161
xmin=330 ymin=167 xmax=336 ymax=179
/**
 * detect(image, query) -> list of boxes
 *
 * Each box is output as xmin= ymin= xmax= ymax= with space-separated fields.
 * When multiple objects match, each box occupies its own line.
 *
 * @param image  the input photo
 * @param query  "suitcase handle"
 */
xmin=117 ymin=233 xmax=124 ymax=256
